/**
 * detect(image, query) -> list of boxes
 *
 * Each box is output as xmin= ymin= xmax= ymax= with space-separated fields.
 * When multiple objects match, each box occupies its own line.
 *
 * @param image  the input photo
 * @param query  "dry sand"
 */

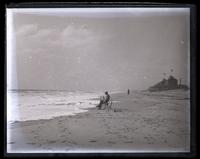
xmin=7 ymin=90 xmax=190 ymax=153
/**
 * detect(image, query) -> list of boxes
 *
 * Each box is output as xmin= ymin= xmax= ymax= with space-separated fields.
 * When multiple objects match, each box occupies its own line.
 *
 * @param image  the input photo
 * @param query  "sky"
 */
xmin=7 ymin=8 xmax=190 ymax=91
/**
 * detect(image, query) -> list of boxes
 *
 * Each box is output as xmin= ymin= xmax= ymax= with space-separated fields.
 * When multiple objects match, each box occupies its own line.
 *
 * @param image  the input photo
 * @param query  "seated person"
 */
xmin=104 ymin=91 xmax=110 ymax=105
xmin=96 ymin=91 xmax=110 ymax=110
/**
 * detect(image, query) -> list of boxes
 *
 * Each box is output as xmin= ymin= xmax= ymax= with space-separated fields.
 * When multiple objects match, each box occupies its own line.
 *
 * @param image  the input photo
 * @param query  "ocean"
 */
xmin=7 ymin=90 xmax=103 ymax=123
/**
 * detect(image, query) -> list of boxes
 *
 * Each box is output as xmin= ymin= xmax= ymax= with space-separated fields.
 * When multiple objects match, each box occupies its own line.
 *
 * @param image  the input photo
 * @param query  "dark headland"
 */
xmin=148 ymin=75 xmax=189 ymax=92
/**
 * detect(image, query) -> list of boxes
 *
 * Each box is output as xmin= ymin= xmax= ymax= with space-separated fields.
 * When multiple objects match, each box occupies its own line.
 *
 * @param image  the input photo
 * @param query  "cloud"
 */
xmin=61 ymin=25 xmax=99 ymax=48
xmin=16 ymin=22 xmax=113 ymax=57
xmin=16 ymin=23 xmax=99 ymax=53
xmin=16 ymin=24 xmax=62 ymax=55
xmin=16 ymin=24 xmax=38 ymax=36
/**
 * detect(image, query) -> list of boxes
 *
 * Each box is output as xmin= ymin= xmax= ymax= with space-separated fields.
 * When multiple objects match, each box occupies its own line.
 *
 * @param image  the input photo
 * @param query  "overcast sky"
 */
xmin=7 ymin=8 xmax=190 ymax=91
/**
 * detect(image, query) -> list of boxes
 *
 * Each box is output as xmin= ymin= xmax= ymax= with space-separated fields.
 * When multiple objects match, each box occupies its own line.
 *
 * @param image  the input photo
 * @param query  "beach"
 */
xmin=7 ymin=89 xmax=190 ymax=153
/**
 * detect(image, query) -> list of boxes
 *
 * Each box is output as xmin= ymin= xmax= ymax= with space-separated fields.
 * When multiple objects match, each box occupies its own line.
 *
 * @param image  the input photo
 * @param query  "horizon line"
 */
xmin=7 ymin=88 xmax=143 ymax=92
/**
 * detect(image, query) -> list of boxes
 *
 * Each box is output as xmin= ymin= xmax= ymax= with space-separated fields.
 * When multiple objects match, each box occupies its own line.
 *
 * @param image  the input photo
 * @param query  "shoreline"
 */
xmin=7 ymin=90 xmax=190 ymax=153
xmin=8 ymin=91 xmax=124 ymax=124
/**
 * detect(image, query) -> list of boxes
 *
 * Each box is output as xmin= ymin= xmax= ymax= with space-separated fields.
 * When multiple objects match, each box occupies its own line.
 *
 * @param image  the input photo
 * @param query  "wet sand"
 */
xmin=7 ymin=90 xmax=190 ymax=153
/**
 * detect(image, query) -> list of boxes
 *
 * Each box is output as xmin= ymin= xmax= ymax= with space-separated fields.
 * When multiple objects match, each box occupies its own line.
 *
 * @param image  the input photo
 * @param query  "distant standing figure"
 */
xmin=127 ymin=89 xmax=130 ymax=95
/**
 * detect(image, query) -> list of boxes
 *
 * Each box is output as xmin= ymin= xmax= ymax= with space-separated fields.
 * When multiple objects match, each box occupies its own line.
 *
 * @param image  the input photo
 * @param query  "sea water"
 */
xmin=7 ymin=90 xmax=102 ymax=123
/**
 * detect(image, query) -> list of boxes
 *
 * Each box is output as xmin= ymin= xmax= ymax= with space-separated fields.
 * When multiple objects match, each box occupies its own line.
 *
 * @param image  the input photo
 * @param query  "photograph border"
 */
xmin=3 ymin=2 xmax=197 ymax=158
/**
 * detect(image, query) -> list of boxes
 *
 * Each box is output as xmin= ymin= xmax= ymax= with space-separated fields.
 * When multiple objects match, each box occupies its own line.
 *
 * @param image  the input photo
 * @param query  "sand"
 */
xmin=7 ymin=90 xmax=190 ymax=153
